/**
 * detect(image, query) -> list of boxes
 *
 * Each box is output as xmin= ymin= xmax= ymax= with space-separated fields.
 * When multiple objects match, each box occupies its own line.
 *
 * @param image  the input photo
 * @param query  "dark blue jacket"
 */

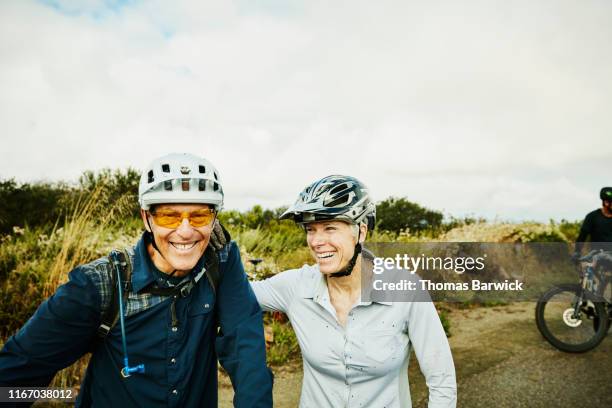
xmin=0 ymin=234 xmax=273 ymax=407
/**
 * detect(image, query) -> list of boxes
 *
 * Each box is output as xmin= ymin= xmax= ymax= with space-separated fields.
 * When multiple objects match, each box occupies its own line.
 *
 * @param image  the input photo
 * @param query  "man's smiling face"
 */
xmin=141 ymin=203 xmax=214 ymax=275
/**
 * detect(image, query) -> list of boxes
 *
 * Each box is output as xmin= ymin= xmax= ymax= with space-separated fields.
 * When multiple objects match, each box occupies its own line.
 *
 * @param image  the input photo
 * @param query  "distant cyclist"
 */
xmin=572 ymin=187 xmax=612 ymax=264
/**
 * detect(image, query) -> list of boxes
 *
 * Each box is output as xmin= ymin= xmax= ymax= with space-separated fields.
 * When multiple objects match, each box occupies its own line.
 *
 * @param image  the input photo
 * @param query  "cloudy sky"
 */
xmin=1 ymin=0 xmax=610 ymax=221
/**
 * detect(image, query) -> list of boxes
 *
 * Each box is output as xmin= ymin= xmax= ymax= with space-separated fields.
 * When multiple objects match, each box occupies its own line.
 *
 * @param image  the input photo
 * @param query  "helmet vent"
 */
xmin=199 ymin=165 xmax=206 ymax=174
xmin=162 ymin=164 xmax=170 ymax=173
xmin=181 ymin=179 xmax=190 ymax=191
xmin=164 ymin=180 xmax=172 ymax=191
xmin=326 ymin=195 xmax=349 ymax=207
xmin=198 ymin=179 xmax=206 ymax=191
xmin=213 ymin=182 xmax=219 ymax=191
xmin=214 ymin=172 xmax=218 ymax=180
xmin=329 ymin=183 xmax=349 ymax=196
xmin=147 ymin=170 xmax=154 ymax=183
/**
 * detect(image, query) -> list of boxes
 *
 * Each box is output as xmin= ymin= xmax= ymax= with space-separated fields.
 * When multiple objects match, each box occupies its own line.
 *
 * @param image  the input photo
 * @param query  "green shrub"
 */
xmin=442 ymin=215 xmax=486 ymax=233
xmin=556 ymin=219 xmax=581 ymax=242
xmin=219 ymin=206 xmax=288 ymax=231
xmin=0 ymin=179 xmax=73 ymax=235
xmin=78 ymin=167 xmax=141 ymax=220
xmin=436 ymin=307 xmax=451 ymax=337
xmin=376 ymin=197 xmax=443 ymax=234
xmin=0 ymin=169 xmax=140 ymax=236
xmin=266 ymin=319 xmax=300 ymax=366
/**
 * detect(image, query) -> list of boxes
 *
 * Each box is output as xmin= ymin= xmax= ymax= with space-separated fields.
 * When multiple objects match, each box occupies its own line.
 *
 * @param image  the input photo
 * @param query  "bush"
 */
xmin=556 ymin=219 xmax=581 ymax=242
xmin=0 ymin=168 xmax=141 ymax=236
xmin=0 ymin=229 xmax=50 ymax=335
xmin=265 ymin=319 xmax=300 ymax=366
xmin=376 ymin=197 xmax=443 ymax=234
xmin=233 ymin=223 xmax=309 ymax=273
xmin=219 ymin=205 xmax=288 ymax=231
xmin=442 ymin=215 xmax=486 ymax=232
xmin=0 ymin=179 xmax=74 ymax=235
xmin=78 ymin=168 xmax=141 ymax=221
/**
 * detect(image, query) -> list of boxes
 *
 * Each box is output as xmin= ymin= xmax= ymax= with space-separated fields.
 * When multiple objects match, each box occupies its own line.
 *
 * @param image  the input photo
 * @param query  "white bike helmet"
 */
xmin=139 ymin=153 xmax=223 ymax=210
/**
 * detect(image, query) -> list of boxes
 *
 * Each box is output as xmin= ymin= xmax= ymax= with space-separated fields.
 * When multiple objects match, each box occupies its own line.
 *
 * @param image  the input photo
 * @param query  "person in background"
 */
xmin=573 ymin=186 xmax=612 ymax=259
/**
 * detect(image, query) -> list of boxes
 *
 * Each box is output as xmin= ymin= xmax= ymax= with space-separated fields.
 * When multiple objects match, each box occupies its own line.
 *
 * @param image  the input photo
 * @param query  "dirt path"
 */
xmin=219 ymin=303 xmax=612 ymax=407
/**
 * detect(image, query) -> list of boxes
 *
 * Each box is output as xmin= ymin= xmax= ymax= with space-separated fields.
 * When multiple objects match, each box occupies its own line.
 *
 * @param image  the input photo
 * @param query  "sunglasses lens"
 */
xmin=189 ymin=210 xmax=214 ymax=227
xmin=151 ymin=209 xmax=214 ymax=228
xmin=152 ymin=211 xmax=182 ymax=228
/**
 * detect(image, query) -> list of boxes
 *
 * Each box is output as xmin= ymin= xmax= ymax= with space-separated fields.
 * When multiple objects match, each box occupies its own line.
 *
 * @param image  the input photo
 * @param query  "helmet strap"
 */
xmin=329 ymin=230 xmax=362 ymax=278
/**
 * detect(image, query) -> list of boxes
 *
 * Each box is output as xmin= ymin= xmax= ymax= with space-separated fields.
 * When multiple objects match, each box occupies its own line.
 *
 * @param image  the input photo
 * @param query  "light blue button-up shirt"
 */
xmin=251 ymin=264 xmax=456 ymax=408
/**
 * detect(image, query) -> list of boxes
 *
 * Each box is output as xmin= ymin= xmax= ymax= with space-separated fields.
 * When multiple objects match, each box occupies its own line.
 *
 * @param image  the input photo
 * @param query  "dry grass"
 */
xmin=439 ymin=221 xmax=570 ymax=243
xmin=0 ymin=186 xmax=141 ymax=388
xmin=44 ymin=188 xmax=137 ymax=296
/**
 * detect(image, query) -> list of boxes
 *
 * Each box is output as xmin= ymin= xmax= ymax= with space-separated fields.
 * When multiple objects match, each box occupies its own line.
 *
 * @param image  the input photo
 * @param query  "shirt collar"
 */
xmin=305 ymin=270 xmax=330 ymax=306
xmin=302 ymin=265 xmax=392 ymax=306
xmin=131 ymin=232 xmax=206 ymax=293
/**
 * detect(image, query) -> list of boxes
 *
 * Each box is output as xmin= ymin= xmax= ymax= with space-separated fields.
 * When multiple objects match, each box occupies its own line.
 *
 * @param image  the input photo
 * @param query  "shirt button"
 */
xmin=204 ymin=303 xmax=210 ymax=308
xmin=172 ymin=389 xmax=178 ymax=395
xmin=171 ymin=327 xmax=178 ymax=332
xmin=170 ymin=358 xmax=176 ymax=364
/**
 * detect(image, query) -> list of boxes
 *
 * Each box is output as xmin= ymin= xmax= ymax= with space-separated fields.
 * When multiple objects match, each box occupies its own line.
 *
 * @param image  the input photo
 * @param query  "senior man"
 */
xmin=0 ymin=153 xmax=273 ymax=407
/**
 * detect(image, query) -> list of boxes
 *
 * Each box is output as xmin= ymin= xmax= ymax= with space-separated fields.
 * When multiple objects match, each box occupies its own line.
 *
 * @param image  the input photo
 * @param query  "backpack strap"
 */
xmin=201 ymin=244 xmax=223 ymax=335
xmin=203 ymin=245 xmax=220 ymax=295
xmin=96 ymin=244 xmax=226 ymax=340
xmin=97 ymin=248 xmax=133 ymax=339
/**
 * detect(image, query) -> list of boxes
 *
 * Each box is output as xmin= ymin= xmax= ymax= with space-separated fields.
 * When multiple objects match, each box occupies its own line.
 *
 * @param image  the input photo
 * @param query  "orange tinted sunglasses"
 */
xmin=150 ymin=208 xmax=216 ymax=228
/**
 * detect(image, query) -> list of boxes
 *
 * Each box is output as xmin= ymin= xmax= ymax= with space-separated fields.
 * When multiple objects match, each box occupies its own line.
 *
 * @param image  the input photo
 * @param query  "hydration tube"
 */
xmin=111 ymin=253 xmax=145 ymax=378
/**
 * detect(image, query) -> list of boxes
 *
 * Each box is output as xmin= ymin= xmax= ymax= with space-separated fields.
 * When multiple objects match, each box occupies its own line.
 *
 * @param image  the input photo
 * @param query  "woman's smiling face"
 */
xmin=305 ymin=220 xmax=360 ymax=275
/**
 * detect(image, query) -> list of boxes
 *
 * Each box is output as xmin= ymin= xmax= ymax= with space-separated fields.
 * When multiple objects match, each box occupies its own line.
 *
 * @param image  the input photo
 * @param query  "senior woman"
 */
xmin=250 ymin=175 xmax=457 ymax=408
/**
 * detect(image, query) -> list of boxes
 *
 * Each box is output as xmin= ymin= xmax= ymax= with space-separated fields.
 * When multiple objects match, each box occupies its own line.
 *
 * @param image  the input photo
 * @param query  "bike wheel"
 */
xmin=535 ymin=284 xmax=609 ymax=353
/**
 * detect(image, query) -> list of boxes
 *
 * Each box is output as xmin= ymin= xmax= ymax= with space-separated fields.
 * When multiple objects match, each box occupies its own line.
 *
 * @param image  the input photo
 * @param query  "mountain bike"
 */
xmin=535 ymin=250 xmax=612 ymax=353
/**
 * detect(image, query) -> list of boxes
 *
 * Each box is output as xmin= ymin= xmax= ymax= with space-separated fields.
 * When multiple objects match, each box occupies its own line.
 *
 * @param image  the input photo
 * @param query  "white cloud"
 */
xmin=0 ymin=0 xmax=610 ymax=221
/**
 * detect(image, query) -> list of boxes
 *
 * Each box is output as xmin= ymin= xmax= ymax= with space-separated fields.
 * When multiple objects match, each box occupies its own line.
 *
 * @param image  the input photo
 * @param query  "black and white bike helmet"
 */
xmin=138 ymin=153 xmax=224 ymax=210
xmin=280 ymin=175 xmax=376 ymax=229
xmin=281 ymin=175 xmax=375 ymax=278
